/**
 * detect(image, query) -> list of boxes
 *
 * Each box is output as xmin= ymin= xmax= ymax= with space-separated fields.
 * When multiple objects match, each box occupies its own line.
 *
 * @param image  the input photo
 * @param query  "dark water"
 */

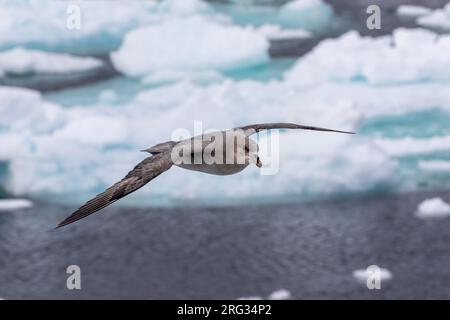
xmin=1 ymin=190 xmax=450 ymax=299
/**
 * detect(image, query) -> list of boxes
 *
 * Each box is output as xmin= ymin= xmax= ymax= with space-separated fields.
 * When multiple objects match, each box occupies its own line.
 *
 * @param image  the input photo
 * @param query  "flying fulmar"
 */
xmin=56 ymin=123 xmax=354 ymax=228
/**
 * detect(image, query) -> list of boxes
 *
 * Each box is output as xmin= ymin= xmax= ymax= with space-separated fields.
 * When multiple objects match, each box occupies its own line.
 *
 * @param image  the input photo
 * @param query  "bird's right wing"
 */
xmin=56 ymin=151 xmax=173 ymax=228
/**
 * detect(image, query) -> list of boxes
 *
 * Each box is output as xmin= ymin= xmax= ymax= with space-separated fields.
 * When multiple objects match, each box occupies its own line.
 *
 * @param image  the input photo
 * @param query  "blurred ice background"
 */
xmin=1 ymin=0 xmax=450 ymax=299
xmin=0 ymin=0 xmax=449 ymax=207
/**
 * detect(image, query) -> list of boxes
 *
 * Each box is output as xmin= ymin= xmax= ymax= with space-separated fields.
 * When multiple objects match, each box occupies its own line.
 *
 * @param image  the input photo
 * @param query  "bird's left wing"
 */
xmin=237 ymin=123 xmax=355 ymax=135
xmin=56 ymin=151 xmax=173 ymax=228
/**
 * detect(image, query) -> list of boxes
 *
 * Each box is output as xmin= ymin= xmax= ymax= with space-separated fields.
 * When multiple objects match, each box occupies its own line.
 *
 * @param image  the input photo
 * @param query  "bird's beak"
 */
xmin=256 ymin=156 xmax=262 ymax=168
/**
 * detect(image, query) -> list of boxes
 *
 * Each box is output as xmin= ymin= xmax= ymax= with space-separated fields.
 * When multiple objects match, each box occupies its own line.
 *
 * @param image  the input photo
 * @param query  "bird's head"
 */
xmin=238 ymin=137 xmax=262 ymax=168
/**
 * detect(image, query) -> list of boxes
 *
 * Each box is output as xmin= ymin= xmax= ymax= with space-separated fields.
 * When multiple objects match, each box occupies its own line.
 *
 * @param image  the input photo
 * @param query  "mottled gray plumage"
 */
xmin=56 ymin=122 xmax=354 ymax=228
xmin=56 ymin=152 xmax=173 ymax=228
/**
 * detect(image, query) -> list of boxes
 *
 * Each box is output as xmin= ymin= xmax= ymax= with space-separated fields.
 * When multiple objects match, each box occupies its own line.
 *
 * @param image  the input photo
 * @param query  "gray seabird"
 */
xmin=56 ymin=123 xmax=354 ymax=228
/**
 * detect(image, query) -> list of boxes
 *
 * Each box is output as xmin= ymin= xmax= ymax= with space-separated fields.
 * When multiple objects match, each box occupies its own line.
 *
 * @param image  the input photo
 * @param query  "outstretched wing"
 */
xmin=56 ymin=152 xmax=173 ymax=228
xmin=237 ymin=123 xmax=355 ymax=135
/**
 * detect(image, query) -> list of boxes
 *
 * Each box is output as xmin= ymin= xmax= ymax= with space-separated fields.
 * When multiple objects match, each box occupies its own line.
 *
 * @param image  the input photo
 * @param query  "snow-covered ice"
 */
xmin=417 ymin=2 xmax=450 ymax=30
xmin=353 ymin=267 xmax=393 ymax=283
xmin=257 ymin=24 xmax=311 ymax=40
xmin=0 ymin=199 xmax=33 ymax=211
xmin=237 ymin=289 xmax=291 ymax=300
xmin=278 ymin=0 xmax=334 ymax=32
xmin=285 ymin=28 xmax=450 ymax=85
xmin=396 ymin=5 xmax=432 ymax=17
xmin=0 ymin=47 xmax=102 ymax=76
xmin=141 ymin=69 xmax=225 ymax=86
xmin=416 ymin=197 xmax=450 ymax=218
xmin=418 ymin=160 xmax=450 ymax=171
xmin=267 ymin=289 xmax=291 ymax=300
xmin=0 ymin=0 xmax=217 ymax=53
xmin=111 ymin=16 xmax=269 ymax=77
xmin=2 ymin=26 xmax=450 ymax=204
xmin=374 ymin=135 xmax=450 ymax=156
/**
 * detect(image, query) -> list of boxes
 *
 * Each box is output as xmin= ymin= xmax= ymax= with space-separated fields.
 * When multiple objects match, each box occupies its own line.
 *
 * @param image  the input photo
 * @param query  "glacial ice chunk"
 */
xmin=267 ymin=289 xmax=291 ymax=300
xmin=257 ymin=24 xmax=311 ymax=40
xmin=374 ymin=135 xmax=450 ymax=156
xmin=0 ymin=0 xmax=214 ymax=53
xmin=0 ymin=47 xmax=103 ymax=76
xmin=0 ymin=199 xmax=33 ymax=211
xmin=418 ymin=160 xmax=450 ymax=171
xmin=111 ymin=17 xmax=269 ymax=77
xmin=285 ymin=28 xmax=450 ymax=86
xmin=396 ymin=5 xmax=432 ymax=17
xmin=353 ymin=267 xmax=393 ymax=283
xmin=278 ymin=0 xmax=334 ymax=32
xmin=416 ymin=197 xmax=450 ymax=218
xmin=417 ymin=3 xmax=450 ymax=30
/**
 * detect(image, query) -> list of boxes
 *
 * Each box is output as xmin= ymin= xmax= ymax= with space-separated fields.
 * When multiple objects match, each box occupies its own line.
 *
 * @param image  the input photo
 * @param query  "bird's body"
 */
xmin=56 ymin=123 xmax=354 ymax=228
xmin=172 ymin=129 xmax=256 ymax=175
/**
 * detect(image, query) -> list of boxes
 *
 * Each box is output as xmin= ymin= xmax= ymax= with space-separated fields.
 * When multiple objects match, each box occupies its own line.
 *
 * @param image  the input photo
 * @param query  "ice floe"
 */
xmin=278 ymin=0 xmax=334 ymax=32
xmin=0 ymin=0 xmax=216 ymax=53
xmin=418 ymin=160 xmax=450 ymax=171
xmin=0 ymin=79 xmax=397 ymax=204
xmin=374 ymin=135 xmax=450 ymax=156
xmin=0 ymin=199 xmax=33 ymax=211
xmin=416 ymin=197 xmax=450 ymax=218
xmin=0 ymin=47 xmax=102 ymax=76
xmin=257 ymin=24 xmax=311 ymax=40
xmin=396 ymin=5 xmax=432 ymax=17
xmin=285 ymin=28 xmax=450 ymax=86
xmin=267 ymin=289 xmax=291 ymax=300
xmin=141 ymin=69 xmax=225 ymax=86
xmin=2 ymin=25 xmax=450 ymax=204
xmin=237 ymin=289 xmax=291 ymax=300
xmin=353 ymin=267 xmax=393 ymax=283
xmin=111 ymin=16 xmax=269 ymax=77
xmin=417 ymin=2 xmax=450 ymax=30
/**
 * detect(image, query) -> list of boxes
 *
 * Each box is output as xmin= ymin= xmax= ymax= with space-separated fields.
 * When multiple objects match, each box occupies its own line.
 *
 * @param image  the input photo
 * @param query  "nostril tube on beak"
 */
xmin=256 ymin=157 xmax=262 ymax=168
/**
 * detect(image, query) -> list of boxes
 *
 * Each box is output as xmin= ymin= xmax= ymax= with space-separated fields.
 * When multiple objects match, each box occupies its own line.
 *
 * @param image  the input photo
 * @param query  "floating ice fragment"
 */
xmin=278 ymin=0 xmax=334 ymax=32
xmin=353 ymin=267 xmax=393 ymax=283
xmin=0 ymin=199 xmax=33 ymax=211
xmin=0 ymin=47 xmax=102 ymax=76
xmin=111 ymin=17 xmax=269 ymax=77
xmin=396 ymin=5 xmax=432 ymax=17
xmin=268 ymin=289 xmax=291 ymax=300
xmin=418 ymin=160 xmax=450 ymax=171
xmin=417 ymin=3 xmax=450 ymax=30
xmin=416 ymin=197 xmax=450 ymax=218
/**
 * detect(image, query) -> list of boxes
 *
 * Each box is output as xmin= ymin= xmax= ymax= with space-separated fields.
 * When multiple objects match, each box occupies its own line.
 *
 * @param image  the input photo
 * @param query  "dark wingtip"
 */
xmin=55 ymin=219 xmax=69 ymax=229
xmin=337 ymin=130 xmax=356 ymax=134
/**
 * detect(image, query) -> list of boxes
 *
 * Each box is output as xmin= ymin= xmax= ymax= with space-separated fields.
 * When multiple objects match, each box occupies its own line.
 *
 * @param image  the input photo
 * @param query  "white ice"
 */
xmin=257 ymin=24 xmax=311 ymax=40
xmin=2 ymin=27 xmax=450 ymax=204
xmin=0 ymin=0 xmax=216 ymax=52
xmin=285 ymin=28 xmax=450 ymax=85
xmin=0 ymin=47 xmax=102 ymax=76
xmin=353 ymin=267 xmax=393 ymax=283
xmin=237 ymin=289 xmax=291 ymax=300
xmin=416 ymin=197 xmax=450 ymax=218
xmin=0 ymin=199 xmax=33 ymax=211
xmin=418 ymin=160 xmax=450 ymax=171
xmin=278 ymin=0 xmax=334 ymax=32
xmin=396 ymin=5 xmax=432 ymax=17
xmin=111 ymin=16 xmax=269 ymax=77
xmin=417 ymin=2 xmax=450 ymax=30
xmin=374 ymin=135 xmax=450 ymax=156
xmin=267 ymin=289 xmax=291 ymax=300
